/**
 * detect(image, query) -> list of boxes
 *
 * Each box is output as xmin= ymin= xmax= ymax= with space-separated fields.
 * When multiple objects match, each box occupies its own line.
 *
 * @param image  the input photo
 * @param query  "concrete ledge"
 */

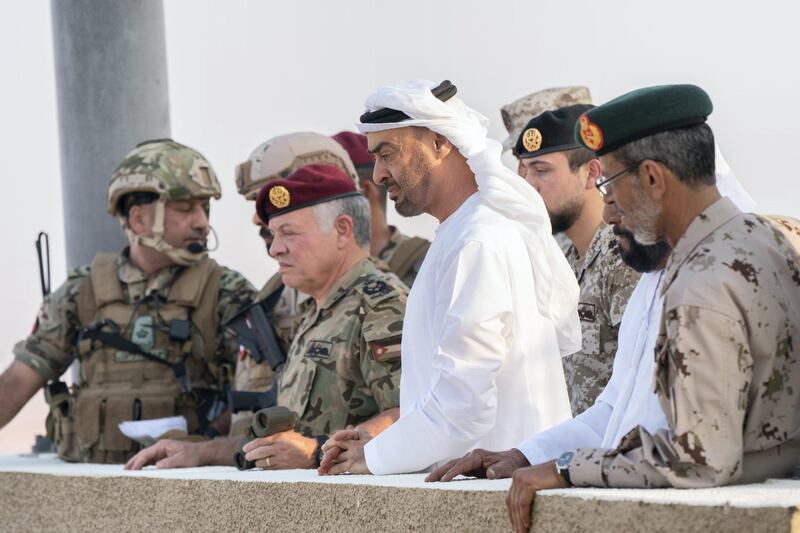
xmin=0 ymin=456 xmax=797 ymax=532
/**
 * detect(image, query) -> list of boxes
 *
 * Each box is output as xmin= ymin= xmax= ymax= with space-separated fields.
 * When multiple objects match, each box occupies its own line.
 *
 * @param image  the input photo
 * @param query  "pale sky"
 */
xmin=1 ymin=0 xmax=799 ymax=452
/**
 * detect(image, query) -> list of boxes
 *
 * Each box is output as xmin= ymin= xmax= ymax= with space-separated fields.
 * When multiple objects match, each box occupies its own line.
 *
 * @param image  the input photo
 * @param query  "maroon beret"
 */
xmin=256 ymin=163 xmax=361 ymax=222
xmin=332 ymin=131 xmax=374 ymax=168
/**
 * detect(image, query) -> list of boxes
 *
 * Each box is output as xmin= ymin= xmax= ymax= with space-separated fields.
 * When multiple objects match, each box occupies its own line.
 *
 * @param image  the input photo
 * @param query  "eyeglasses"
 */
xmin=595 ymin=161 xmax=642 ymax=196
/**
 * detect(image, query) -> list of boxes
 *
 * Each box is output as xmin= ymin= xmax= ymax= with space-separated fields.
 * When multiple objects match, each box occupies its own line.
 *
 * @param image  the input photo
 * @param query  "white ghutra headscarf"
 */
xmin=357 ymin=80 xmax=582 ymax=356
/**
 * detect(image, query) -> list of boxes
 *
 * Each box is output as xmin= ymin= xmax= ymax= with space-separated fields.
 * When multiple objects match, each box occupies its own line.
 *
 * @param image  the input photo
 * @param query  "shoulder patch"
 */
xmin=356 ymin=272 xmax=406 ymax=308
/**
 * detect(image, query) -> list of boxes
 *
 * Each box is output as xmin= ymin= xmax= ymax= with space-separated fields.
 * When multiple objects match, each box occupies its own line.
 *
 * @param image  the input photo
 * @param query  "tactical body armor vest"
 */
xmin=386 ymin=236 xmax=429 ymax=285
xmin=52 ymin=253 xmax=225 ymax=463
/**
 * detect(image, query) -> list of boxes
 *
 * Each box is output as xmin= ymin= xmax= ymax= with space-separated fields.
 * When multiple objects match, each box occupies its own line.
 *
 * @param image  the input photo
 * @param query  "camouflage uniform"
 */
xmin=562 ymin=224 xmax=640 ymax=414
xmin=231 ymin=275 xmax=306 ymax=407
xmin=233 ymin=230 xmax=424 ymax=401
xmin=14 ymin=250 xmax=255 ymax=461
xmin=276 ymin=258 xmax=406 ymax=438
xmin=376 ymin=226 xmax=430 ymax=288
xmin=231 ymin=131 xmax=361 ymax=408
xmin=569 ymin=199 xmax=800 ymax=488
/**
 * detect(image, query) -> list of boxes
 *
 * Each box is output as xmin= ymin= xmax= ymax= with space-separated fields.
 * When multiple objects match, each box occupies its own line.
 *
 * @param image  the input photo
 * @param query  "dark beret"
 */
xmin=515 ymin=104 xmax=595 ymax=159
xmin=332 ymin=131 xmax=374 ymax=168
xmin=574 ymin=84 xmax=713 ymax=156
xmin=256 ymin=163 xmax=361 ymax=222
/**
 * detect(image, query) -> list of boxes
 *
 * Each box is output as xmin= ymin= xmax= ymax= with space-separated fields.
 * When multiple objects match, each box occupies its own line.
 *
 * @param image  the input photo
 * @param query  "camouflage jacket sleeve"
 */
xmin=358 ymin=283 xmax=406 ymax=412
xmin=12 ymin=268 xmax=89 ymax=381
xmin=569 ymin=304 xmax=750 ymax=488
xmin=216 ymin=267 xmax=257 ymax=365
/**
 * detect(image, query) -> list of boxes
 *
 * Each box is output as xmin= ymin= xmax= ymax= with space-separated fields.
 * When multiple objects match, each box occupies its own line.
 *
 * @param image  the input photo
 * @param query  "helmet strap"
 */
xmin=122 ymin=198 xmax=207 ymax=266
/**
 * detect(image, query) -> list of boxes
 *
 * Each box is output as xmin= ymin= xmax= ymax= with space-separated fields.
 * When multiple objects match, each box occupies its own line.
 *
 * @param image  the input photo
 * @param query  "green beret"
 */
xmin=574 ymin=84 xmax=713 ymax=156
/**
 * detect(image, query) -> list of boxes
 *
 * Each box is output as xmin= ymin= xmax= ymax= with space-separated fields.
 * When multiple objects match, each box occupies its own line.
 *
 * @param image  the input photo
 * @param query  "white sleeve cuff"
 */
xmin=364 ymin=436 xmax=390 ymax=476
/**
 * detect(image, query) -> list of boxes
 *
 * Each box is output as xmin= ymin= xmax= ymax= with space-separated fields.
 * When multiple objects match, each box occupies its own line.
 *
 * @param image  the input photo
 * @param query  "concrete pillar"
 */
xmin=50 ymin=0 xmax=170 ymax=270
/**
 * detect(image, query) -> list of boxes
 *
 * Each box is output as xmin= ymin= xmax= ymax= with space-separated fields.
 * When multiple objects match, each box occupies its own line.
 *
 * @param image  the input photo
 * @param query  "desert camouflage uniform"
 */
xmin=376 ymin=226 xmax=430 ymax=288
xmin=275 ymin=258 xmax=406 ymax=438
xmin=562 ymin=224 xmax=640 ymax=415
xmin=569 ymin=199 xmax=800 ymax=488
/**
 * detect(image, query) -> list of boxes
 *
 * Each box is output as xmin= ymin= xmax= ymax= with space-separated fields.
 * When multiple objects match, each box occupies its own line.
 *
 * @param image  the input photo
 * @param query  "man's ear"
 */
xmin=334 ymin=214 xmax=355 ymax=248
xmin=639 ymin=159 xmax=668 ymax=201
xmin=431 ymin=132 xmax=454 ymax=160
xmin=127 ymin=204 xmax=154 ymax=236
xmin=583 ymin=159 xmax=603 ymax=190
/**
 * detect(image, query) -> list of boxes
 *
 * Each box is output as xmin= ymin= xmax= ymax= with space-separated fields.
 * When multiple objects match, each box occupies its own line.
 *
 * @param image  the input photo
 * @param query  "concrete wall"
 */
xmin=0 ymin=472 xmax=796 ymax=532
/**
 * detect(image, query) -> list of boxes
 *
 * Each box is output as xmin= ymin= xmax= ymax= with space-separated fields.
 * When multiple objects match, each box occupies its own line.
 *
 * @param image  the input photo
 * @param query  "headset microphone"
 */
xmin=186 ymin=242 xmax=205 ymax=254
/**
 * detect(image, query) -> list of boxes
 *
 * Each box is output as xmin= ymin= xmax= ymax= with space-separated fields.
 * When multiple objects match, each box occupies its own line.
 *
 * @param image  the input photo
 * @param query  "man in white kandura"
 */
xmin=318 ymin=79 xmax=581 ymax=476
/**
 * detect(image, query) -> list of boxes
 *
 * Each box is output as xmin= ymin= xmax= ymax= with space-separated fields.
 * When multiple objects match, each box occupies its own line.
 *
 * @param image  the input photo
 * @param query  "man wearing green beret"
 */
xmin=495 ymin=84 xmax=800 ymax=513
xmin=514 ymin=104 xmax=640 ymax=416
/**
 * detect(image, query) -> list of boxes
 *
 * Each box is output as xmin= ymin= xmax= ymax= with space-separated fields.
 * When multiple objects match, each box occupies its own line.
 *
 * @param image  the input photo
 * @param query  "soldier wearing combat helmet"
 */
xmin=0 ymin=139 xmax=255 ymax=464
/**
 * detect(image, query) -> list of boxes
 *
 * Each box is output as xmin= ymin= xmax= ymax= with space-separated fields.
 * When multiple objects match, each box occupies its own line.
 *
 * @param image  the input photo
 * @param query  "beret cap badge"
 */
xmin=269 ymin=185 xmax=291 ymax=209
xmin=522 ymin=128 xmax=543 ymax=152
xmin=579 ymin=115 xmax=604 ymax=151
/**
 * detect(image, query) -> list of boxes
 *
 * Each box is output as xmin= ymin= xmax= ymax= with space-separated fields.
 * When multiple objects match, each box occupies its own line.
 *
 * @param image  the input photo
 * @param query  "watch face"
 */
xmin=557 ymin=451 xmax=575 ymax=469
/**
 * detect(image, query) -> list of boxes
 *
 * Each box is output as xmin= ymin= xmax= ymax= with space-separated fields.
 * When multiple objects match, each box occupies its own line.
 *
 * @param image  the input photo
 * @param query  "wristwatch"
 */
xmin=314 ymin=435 xmax=329 ymax=467
xmin=555 ymin=451 xmax=574 ymax=486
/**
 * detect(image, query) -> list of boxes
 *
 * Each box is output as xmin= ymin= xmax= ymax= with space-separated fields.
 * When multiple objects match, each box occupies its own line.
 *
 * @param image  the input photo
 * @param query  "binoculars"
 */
xmin=234 ymin=406 xmax=298 ymax=470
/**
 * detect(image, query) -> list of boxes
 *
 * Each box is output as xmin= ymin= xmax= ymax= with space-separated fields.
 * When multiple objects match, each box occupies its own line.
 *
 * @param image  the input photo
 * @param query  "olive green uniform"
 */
xmin=276 ymin=258 xmax=406 ymax=437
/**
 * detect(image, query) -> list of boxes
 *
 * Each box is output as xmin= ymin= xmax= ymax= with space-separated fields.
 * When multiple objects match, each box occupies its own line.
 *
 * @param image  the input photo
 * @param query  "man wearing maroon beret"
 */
xmin=333 ymin=131 xmax=430 ymax=288
xmin=234 ymin=163 xmax=407 ymax=469
xmin=127 ymin=163 xmax=406 ymax=471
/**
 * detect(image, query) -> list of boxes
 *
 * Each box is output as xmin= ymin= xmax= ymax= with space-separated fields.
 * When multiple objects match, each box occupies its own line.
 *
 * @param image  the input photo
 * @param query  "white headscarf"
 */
xmin=357 ymin=80 xmax=582 ymax=356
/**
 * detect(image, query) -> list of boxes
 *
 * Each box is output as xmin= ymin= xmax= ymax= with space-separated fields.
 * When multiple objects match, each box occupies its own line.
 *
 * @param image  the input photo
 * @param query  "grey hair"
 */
xmin=612 ymin=123 xmax=716 ymax=187
xmin=312 ymin=195 xmax=371 ymax=248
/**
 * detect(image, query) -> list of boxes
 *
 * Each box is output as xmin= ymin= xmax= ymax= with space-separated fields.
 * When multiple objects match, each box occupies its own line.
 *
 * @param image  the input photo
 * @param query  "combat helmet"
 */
xmin=107 ymin=138 xmax=222 ymax=266
xmin=235 ymin=132 xmax=358 ymax=200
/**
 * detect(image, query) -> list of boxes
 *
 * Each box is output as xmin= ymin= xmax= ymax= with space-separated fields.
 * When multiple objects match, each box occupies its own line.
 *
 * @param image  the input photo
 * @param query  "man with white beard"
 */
xmin=317 ymin=80 xmax=581 ymax=476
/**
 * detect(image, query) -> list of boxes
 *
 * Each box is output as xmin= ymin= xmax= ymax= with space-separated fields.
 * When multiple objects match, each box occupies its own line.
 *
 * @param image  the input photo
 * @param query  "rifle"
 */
xmin=233 ymin=406 xmax=298 ymax=470
xmin=37 ymin=232 xmax=64 ymax=451
xmin=227 ymin=388 xmax=277 ymax=413
xmin=227 ymin=300 xmax=286 ymax=372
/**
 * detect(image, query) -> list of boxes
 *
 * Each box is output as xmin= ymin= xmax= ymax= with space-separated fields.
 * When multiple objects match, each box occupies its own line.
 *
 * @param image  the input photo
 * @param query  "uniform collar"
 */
xmin=661 ymin=197 xmax=742 ymax=296
xmin=117 ymin=247 xmax=182 ymax=296
xmin=566 ymin=223 xmax=608 ymax=282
